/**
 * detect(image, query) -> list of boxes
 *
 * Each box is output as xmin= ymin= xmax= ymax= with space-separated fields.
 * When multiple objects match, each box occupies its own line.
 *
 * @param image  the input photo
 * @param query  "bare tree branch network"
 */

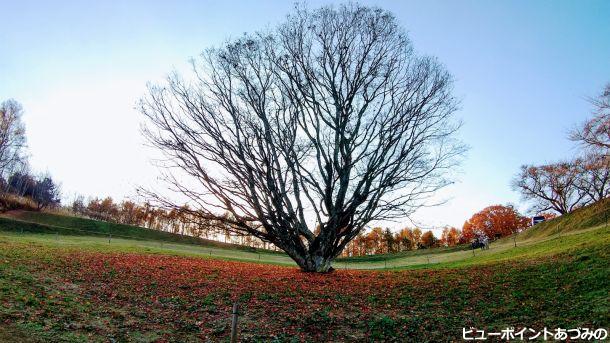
xmin=570 ymin=83 xmax=610 ymax=151
xmin=514 ymin=83 xmax=610 ymax=217
xmin=140 ymin=4 xmax=464 ymax=272
xmin=512 ymin=162 xmax=588 ymax=215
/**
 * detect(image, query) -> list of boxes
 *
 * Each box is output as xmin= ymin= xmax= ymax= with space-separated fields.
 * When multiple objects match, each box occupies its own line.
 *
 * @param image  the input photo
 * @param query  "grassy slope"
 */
xmin=335 ymin=198 xmax=610 ymax=269
xmin=0 ymin=210 xmax=280 ymax=253
xmin=0 ymin=232 xmax=296 ymax=266
xmin=1 ymin=199 xmax=610 ymax=270
xmin=0 ymin=201 xmax=608 ymax=341
xmin=0 ymin=231 xmax=607 ymax=342
xmin=520 ymin=197 xmax=610 ymax=239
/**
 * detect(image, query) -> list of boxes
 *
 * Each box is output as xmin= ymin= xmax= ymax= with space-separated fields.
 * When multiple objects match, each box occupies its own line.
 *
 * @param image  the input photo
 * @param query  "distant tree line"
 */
xmin=70 ymin=196 xmax=276 ymax=249
xmin=67 ymin=194 xmax=538 ymax=256
xmin=342 ymin=204 xmax=535 ymax=256
xmin=513 ymin=83 xmax=610 ymax=215
xmin=69 ymin=197 xmax=537 ymax=256
xmin=343 ymin=227 xmax=442 ymax=256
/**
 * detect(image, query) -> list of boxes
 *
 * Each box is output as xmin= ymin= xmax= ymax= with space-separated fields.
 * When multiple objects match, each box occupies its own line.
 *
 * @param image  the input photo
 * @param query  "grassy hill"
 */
xmin=519 ymin=197 xmax=610 ymax=239
xmin=0 ymin=210 xmax=275 ymax=253
xmin=1 ymin=198 xmax=610 ymax=269
xmin=0 ymin=200 xmax=608 ymax=341
xmin=336 ymin=198 xmax=610 ymax=266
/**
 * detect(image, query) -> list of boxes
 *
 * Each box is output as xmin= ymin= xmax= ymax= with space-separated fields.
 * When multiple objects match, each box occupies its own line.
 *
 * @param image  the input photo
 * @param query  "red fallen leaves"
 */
xmin=45 ymin=253 xmax=406 ymax=337
xmin=47 ymin=252 xmax=450 ymax=339
xmin=2 ymin=244 xmax=591 ymax=342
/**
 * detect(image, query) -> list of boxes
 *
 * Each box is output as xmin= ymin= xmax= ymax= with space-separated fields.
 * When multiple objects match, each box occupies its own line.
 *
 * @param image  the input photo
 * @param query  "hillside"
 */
xmin=0 ymin=200 xmax=609 ymax=341
xmin=1 ymin=198 xmax=610 ymax=270
xmin=519 ymin=197 xmax=610 ymax=239
xmin=334 ymin=198 xmax=610 ymax=269
xmin=0 ymin=199 xmax=608 ymax=341
xmin=0 ymin=210 xmax=275 ymax=253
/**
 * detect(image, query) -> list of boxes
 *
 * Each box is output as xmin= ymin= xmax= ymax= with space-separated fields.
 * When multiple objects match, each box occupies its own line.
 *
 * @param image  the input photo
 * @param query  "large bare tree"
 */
xmin=514 ymin=84 xmax=610 ymax=216
xmin=140 ymin=4 xmax=463 ymax=272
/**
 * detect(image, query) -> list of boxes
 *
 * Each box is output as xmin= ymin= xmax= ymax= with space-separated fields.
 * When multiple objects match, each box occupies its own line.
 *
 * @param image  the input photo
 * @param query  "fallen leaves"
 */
xmin=1 ymin=240 xmax=607 ymax=342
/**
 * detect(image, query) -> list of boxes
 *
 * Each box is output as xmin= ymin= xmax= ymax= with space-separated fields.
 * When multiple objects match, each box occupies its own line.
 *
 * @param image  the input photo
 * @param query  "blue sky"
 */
xmin=1 ymin=0 xmax=609 ymax=230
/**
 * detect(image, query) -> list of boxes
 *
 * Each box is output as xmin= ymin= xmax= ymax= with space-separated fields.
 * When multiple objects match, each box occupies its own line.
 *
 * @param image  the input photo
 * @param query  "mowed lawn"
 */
xmin=0 ymin=226 xmax=608 ymax=342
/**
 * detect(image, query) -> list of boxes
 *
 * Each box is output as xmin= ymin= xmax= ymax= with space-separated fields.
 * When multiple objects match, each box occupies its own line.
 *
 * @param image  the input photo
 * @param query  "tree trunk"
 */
xmin=300 ymin=254 xmax=334 ymax=273
xmin=284 ymin=247 xmax=334 ymax=273
xmin=278 ymin=240 xmax=336 ymax=273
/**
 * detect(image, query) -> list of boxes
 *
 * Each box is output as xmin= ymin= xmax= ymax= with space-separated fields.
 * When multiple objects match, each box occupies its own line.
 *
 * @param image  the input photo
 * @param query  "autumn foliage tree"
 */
xmin=440 ymin=226 xmax=461 ymax=247
xmin=140 ymin=4 xmax=463 ymax=272
xmin=462 ymin=205 xmax=529 ymax=241
xmin=396 ymin=227 xmax=417 ymax=251
xmin=420 ymin=230 xmax=438 ymax=249
xmin=86 ymin=197 xmax=119 ymax=222
xmin=574 ymin=154 xmax=610 ymax=203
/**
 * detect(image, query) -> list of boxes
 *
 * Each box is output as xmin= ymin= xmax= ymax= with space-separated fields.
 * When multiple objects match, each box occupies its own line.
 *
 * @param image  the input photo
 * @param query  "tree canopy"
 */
xmin=141 ymin=4 xmax=463 ymax=272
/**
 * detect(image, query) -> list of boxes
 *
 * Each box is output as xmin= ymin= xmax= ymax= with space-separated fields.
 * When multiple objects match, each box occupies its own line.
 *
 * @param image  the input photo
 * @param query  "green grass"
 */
xmin=0 ymin=228 xmax=607 ymax=342
xmin=1 ymin=210 xmax=279 ymax=253
xmin=520 ymin=198 xmax=610 ymax=239
xmin=3 ymin=223 xmax=607 ymax=270
xmin=336 ymin=243 xmax=470 ymax=263
xmin=0 ymin=200 xmax=609 ymax=341
xmin=0 ymin=231 xmax=296 ymax=267
xmin=2 ymin=199 xmax=610 ymax=270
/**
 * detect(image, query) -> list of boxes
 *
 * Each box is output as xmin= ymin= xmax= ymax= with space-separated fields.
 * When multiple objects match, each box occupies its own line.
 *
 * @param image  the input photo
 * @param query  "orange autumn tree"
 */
xmin=368 ymin=227 xmax=385 ymax=254
xmin=396 ymin=228 xmax=416 ymax=251
xmin=440 ymin=226 xmax=461 ymax=247
xmin=420 ymin=230 xmax=438 ymax=249
xmin=412 ymin=228 xmax=423 ymax=247
xmin=462 ymin=205 xmax=530 ymax=240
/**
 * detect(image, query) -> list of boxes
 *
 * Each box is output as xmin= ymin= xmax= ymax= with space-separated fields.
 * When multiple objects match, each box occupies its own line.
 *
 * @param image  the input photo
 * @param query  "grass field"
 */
xmin=0 ymin=201 xmax=609 ymax=341
xmin=0 ymin=211 xmax=278 ymax=253
xmin=1 ymin=203 xmax=608 ymax=270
